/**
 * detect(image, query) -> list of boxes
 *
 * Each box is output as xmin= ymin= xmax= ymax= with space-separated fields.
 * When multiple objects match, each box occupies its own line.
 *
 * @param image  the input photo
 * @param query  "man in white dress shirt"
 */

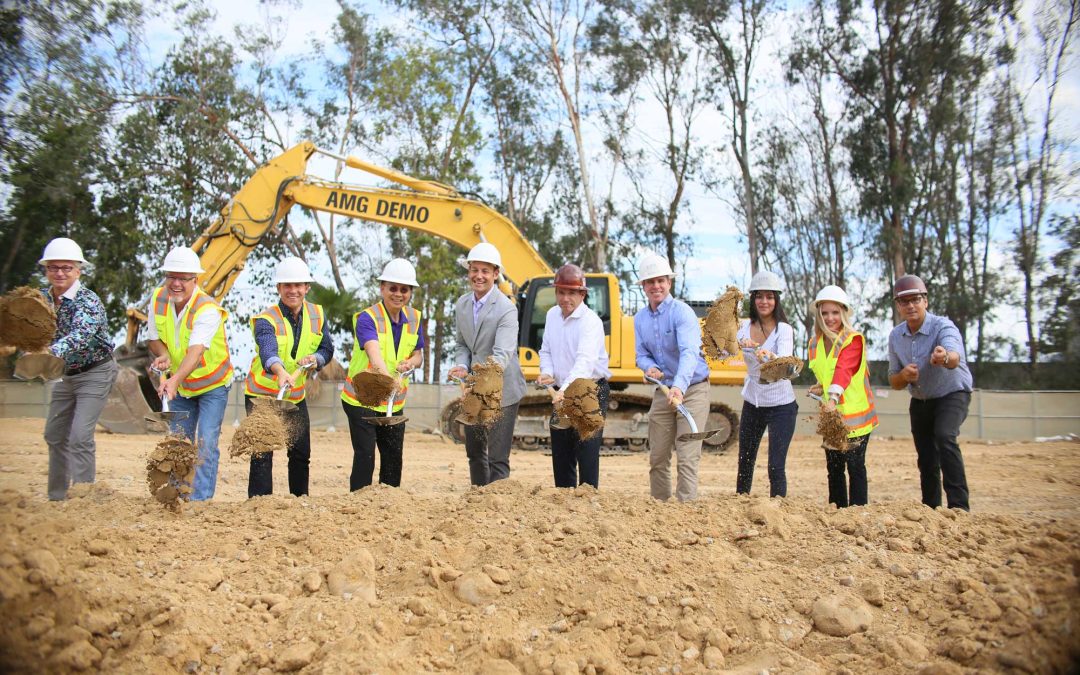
xmin=537 ymin=264 xmax=612 ymax=488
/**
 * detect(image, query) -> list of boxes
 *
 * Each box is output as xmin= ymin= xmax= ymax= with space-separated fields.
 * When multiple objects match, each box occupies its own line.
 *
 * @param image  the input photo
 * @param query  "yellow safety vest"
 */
xmin=244 ymin=301 xmax=325 ymax=402
xmin=808 ymin=330 xmax=878 ymax=438
xmin=341 ymin=303 xmax=421 ymax=412
xmin=151 ymin=286 xmax=233 ymax=398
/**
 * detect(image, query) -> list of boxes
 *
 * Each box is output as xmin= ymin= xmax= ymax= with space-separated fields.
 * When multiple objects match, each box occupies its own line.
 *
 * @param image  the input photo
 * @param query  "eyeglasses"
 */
xmin=165 ymin=275 xmax=197 ymax=284
xmin=385 ymin=284 xmax=413 ymax=294
xmin=895 ymin=295 xmax=925 ymax=307
xmin=45 ymin=265 xmax=76 ymax=274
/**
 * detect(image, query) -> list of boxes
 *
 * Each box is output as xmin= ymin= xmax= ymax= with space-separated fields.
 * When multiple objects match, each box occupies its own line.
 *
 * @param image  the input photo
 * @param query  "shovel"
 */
xmin=449 ymin=375 xmax=476 ymax=426
xmin=13 ymin=351 xmax=65 ymax=381
xmin=642 ymin=374 xmax=723 ymax=442
xmin=757 ymin=352 xmax=803 ymax=385
xmin=365 ymin=375 xmax=407 ymax=426
xmin=144 ymin=368 xmax=189 ymax=424
xmin=537 ymin=382 xmax=570 ymax=430
xmin=270 ymin=363 xmax=314 ymax=412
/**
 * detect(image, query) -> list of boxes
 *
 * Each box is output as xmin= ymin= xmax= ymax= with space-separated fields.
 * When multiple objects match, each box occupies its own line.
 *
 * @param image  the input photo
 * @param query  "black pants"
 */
xmin=342 ymin=401 xmax=406 ymax=489
xmin=825 ymin=434 xmax=869 ymax=508
xmin=910 ymin=391 xmax=971 ymax=510
xmin=736 ymin=400 xmax=798 ymax=497
xmin=550 ymin=379 xmax=609 ymax=489
xmin=246 ymin=396 xmax=311 ymax=498
xmin=465 ymin=402 xmax=520 ymax=486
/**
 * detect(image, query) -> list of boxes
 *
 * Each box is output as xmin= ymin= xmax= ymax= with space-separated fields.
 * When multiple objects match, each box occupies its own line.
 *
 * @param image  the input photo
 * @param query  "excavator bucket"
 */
xmin=99 ymin=365 xmax=158 ymax=434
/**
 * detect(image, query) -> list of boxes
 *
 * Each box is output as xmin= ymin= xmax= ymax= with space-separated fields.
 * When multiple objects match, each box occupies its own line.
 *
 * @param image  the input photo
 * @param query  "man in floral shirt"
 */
xmin=39 ymin=238 xmax=118 ymax=500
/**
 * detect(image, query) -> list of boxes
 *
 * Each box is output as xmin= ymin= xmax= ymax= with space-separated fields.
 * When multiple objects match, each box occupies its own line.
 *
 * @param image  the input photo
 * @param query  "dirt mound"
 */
xmin=816 ymin=406 xmax=849 ymax=450
xmin=759 ymin=355 xmax=803 ymax=383
xmin=145 ymin=434 xmax=198 ymax=509
xmin=561 ymin=378 xmax=604 ymax=440
xmin=229 ymin=399 xmax=287 ymax=458
xmin=351 ymin=370 xmax=397 ymax=407
xmin=702 ymin=286 xmax=742 ymax=360
xmin=0 ymin=286 xmax=56 ymax=352
xmin=460 ymin=358 xmax=503 ymax=427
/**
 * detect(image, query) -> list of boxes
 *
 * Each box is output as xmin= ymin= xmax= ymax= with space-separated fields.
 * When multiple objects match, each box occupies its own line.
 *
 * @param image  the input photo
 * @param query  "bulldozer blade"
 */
xmin=13 ymin=352 xmax=64 ymax=381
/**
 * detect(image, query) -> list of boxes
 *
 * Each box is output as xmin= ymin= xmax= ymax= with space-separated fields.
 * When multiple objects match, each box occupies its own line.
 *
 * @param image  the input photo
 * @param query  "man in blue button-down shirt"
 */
xmin=634 ymin=252 xmax=711 ymax=502
xmin=887 ymin=275 xmax=973 ymax=511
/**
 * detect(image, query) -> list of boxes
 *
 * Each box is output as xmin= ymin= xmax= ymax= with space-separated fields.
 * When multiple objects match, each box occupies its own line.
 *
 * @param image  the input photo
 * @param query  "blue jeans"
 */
xmin=736 ymin=400 xmax=798 ymax=497
xmin=169 ymin=383 xmax=230 ymax=501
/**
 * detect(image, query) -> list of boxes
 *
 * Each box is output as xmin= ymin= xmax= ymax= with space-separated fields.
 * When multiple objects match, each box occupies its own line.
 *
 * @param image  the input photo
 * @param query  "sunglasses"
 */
xmin=385 ymin=284 xmax=413 ymax=294
xmin=895 ymin=295 xmax=925 ymax=307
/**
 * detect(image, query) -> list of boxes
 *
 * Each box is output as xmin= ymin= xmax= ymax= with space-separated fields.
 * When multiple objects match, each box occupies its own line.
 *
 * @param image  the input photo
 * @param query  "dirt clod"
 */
xmin=560 ymin=378 xmax=604 ymax=440
xmin=759 ymin=355 xmax=804 ymax=383
xmin=702 ymin=286 xmax=742 ymax=360
xmin=351 ymin=371 xmax=397 ymax=407
xmin=460 ymin=358 xmax=504 ymax=427
xmin=817 ymin=407 xmax=849 ymax=451
xmin=0 ymin=287 xmax=56 ymax=352
xmin=229 ymin=399 xmax=287 ymax=458
xmin=146 ymin=434 xmax=198 ymax=509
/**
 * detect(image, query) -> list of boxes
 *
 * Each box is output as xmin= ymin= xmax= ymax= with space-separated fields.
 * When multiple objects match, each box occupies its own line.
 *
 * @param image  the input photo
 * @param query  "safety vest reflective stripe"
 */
xmin=342 ymin=303 xmax=421 ymax=411
xmin=244 ymin=302 xmax=324 ymax=402
xmin=151 ymin=286 xmax=233 ymax=397
xmin=807 ymin=330 xmax=877 ymax=439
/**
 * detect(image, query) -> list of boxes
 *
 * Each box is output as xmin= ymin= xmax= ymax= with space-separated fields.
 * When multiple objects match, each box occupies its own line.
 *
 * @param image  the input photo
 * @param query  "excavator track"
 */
xmin=440 ymin=392 xmax=738 ymax=454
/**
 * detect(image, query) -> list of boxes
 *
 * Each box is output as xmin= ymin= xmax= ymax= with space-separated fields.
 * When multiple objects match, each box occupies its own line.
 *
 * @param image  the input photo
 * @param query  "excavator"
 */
xmin=99 ymin=141 xmax=746 ymax=451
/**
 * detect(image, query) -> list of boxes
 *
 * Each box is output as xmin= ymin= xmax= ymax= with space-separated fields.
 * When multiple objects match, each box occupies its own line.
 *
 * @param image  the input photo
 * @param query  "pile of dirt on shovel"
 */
xmin=759 ymin=355 xmax=803 ymax=383
xmin=229 ymin=399 xmax=288 ymax=459
xmin=0 ymin=286 xmax=56 ymax=351
xmin=816 ymin=407 xmax=850 ymax=450
xmin=460 ymin=358 xmax=503 ymax=427
xmin=561 ymin=378 xmax=604 ymax=440
xmin=351 ymin=370 xmax=397 ymax=407
xmin=145 ymin=434 xmax=198 ymax=510
xmin=702 ymin=286 xmax=742 ymax=360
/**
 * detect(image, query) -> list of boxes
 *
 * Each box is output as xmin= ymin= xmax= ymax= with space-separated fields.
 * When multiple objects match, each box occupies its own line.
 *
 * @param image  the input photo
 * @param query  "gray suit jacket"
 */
xmin=454 ymin=290 xmax=526 ymax=406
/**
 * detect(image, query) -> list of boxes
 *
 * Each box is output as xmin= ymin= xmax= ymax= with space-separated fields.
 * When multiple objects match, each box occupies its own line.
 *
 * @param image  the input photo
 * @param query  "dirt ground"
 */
xmin=0 ymin=416 xmax=1077 ymax=673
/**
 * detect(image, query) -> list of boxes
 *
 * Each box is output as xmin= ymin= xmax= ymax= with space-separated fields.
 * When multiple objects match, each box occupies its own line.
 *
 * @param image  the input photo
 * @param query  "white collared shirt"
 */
xmin=145 ymin=293 xmax=222 ymax=348
xmin=56 ymin=279 xmax=82 ymax=301
xmin=539 ymin=302 xmax=611 ymax=386
xmin=738 ymin=320 xmax=796 ymax=407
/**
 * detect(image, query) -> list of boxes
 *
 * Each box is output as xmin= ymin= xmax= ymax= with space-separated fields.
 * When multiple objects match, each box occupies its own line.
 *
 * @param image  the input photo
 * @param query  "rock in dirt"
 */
xmin=560 ymin=378 xmax=604 ymax=440
xmin=454 ymin=570 xmax=500 ymax=605
xmin=460 ymin=358 xmax=504 ymax=427
xmin=229 ymin=398 xmax=288 ymax=458
xmin=811 ymin=593 xmax=873 ymax=636
xmin=0 ymin=286 xmax=56 ymax=352
xmin=816 ymin=407 xmax=849 ymax=451
xmin=351 ymin=370 xmax=397 ymax=407
xmin=275 ymin=642 xmax=317 ymax=671
xmin=326 ymin=548 xmax=377 ymax=602
xmin=701 ymin=286 xmax=742 ymax=360
xmin=146 ymin=434 xmax=198 ymax=509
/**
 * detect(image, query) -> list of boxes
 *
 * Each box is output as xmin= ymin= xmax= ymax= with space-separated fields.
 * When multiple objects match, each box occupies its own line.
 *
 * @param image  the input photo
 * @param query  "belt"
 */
xmin=65 ymin=354 xmax=113 ymax=377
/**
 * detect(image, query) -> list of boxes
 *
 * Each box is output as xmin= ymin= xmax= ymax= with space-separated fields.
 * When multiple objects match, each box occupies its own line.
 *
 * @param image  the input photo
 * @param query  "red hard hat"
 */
xmin=553 ymin=264 xmax=587 ymax=292
xmin=893 ymin=274 xmax=927 ymax=300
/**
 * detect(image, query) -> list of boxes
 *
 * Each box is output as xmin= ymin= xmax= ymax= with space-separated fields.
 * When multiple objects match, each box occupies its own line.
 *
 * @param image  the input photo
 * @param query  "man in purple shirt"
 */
xmin=634 ymin=252 xmax=711 ymax=502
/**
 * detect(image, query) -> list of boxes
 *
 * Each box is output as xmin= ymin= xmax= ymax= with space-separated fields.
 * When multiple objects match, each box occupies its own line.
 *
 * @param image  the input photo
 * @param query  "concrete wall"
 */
xmin=2 ymin=380 xmax=1077 ymax=441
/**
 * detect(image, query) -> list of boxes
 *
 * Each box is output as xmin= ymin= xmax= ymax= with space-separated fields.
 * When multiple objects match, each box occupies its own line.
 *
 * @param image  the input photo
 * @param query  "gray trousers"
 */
xmin=648 ymin=381 xmax=712 ymax=502
xmin=44 ymin=360 xmax=118 ymax=500
xmin=465 ymin=402 xmax=519 ymax=486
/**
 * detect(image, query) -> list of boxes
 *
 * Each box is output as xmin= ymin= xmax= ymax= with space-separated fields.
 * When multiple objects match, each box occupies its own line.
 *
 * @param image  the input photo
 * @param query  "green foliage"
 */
xmin=1039 ymin=215 xmax=1080 ymax=362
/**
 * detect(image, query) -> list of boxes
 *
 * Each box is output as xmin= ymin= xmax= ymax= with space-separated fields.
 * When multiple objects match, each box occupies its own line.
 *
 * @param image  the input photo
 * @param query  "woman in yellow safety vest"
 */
xmin=244 ymin=257 xmax=334 ymax=498
xmin=807 ymin=285 xmax=878 ymax=507
xmin=341 ymin=258 xmax=424 ymax=490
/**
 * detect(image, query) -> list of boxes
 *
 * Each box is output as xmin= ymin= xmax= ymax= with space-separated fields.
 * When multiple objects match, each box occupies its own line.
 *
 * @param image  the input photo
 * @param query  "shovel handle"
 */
xmin=156 ymin=371 xmax=171 ymax=413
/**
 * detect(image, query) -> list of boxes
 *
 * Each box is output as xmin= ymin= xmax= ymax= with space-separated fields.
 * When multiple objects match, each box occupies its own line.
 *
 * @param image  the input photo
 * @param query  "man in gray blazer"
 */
xmin=447 ymin=243 xmax=527 ymax=486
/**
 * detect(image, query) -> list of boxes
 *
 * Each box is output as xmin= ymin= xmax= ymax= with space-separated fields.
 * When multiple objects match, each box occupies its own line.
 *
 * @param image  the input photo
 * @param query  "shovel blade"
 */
xmin=366 ymin=416 xmax=407 ymax=426
xmin=678 ymin=429 xmax=722 ymax=442
xmin=144 ymin=411 xmax=189 ymax=424
xmin=270 ymin=400 xmax=297 ymax=412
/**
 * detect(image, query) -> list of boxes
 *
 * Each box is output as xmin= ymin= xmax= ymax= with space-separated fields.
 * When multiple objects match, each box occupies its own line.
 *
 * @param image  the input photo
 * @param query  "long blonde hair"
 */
xmin=812 ymin=300 xmax=855 ymax=344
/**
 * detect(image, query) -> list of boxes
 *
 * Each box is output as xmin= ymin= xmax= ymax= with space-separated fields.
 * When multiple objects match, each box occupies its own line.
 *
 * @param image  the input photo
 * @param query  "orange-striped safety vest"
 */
xmin=341 ymin=303 xmax=421 ymax=412
xmin=151 ymin=286 xmax=233 ymax=397
xmin=244 ymin=301 xmax=324 ymax=402
xmin=808 ymin=329 xmax=878 ymax=438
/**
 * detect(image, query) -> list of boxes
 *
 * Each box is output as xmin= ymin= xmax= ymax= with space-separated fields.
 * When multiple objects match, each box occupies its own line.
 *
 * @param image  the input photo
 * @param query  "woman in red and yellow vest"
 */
xmin=807 ymin=285 xmax=878 ymax=507
xmin=147 ymin=247 xmax=234 ymax=502
xmin=244 ymin=257 xmax=334 ymax=498
xmin=341 ymin=258 xmax=425 ymax=490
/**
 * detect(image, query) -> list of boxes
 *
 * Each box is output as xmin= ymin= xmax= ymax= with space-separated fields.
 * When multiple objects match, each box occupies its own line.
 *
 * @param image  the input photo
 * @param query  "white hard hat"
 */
xmin=274 ymin=256 xmax=313 ymax=284
xmin=636 ymin=253 xmax=675 ymax=284
xmin=748 ymin=270 xmax=783 ymax=293
xmin=466 ymin=242 xmax=502 ymax=268
xmin=814 ymin=285 xmax=850 ymax=309
xmin=161 ymin=247 xmax=204 ymax=274
xmin=377 ymin=258 xmax=418 ymax=287
xmin=39 ymin=237 xmax=88 ymax=265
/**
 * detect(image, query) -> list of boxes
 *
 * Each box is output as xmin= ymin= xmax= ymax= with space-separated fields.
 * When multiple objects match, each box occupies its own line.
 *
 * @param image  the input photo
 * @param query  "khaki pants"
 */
xmin=648 ymin=380 xmax=711 ymax=501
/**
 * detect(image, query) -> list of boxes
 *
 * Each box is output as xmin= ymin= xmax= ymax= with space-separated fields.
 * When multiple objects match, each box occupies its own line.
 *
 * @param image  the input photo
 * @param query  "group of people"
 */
xmin=34 ymin=236 xmax=972 ymax=511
